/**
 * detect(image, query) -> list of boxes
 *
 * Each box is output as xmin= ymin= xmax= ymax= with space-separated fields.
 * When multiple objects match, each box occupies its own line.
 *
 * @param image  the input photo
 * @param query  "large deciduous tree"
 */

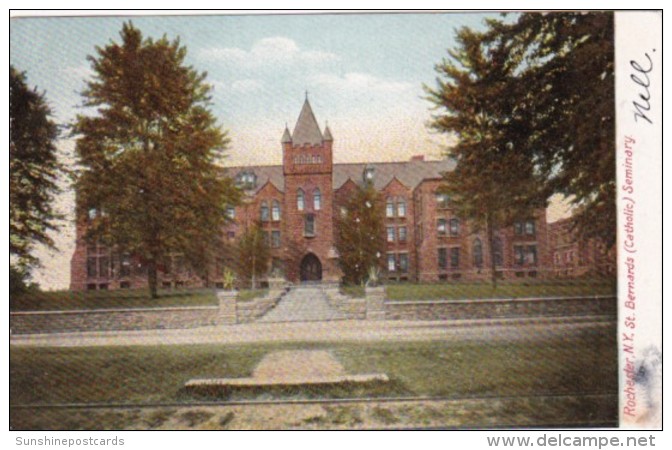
xmin=426 ymin=27 xmax=546 ymax=287
xmin=73 ymin=23 xmax=239 ymax=298
xmin=483 ymin=12 xmax=615 ymax=245
xmin=10 ymin=66 xmax=62 ymax=279
xmin=335 ymin=184 xmax=385 ymax=285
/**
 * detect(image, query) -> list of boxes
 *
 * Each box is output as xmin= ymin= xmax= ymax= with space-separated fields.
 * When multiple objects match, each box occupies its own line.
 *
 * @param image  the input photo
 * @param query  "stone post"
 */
xmin=217 ymin=290 xmax=237 ymax=325
xmin=365 ymin=286 xmax=386 ymax=320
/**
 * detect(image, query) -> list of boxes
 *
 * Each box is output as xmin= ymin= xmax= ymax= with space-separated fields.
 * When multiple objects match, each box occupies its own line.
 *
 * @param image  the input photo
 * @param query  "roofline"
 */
xmin=221 ymin=158 xmax=449 ymax=171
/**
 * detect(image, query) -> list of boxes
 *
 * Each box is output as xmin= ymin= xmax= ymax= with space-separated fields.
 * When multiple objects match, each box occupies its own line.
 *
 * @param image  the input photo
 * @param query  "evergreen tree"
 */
xmin=73 ymin=23 xmax=239 ymax=298
xmin=426 ymin=27 xmax=546 ymax=287
xmin=10 ymin=66 xmax=62 ymax=274
xmin=335 ymin=184 xmax=386 ymax=285
xmin=235 ymin=223 xmax=270 ymax=289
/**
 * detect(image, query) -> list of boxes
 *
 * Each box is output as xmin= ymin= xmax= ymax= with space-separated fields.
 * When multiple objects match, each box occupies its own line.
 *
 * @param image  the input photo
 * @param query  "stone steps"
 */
xmin=256 ymin=287 xmax=347 ymax=323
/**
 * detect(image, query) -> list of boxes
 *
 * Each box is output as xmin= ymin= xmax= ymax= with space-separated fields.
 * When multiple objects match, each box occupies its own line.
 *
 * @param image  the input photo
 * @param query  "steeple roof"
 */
xmin=292 ymin=98 xmax=323 ymax=146
xmin=323 ymin=123 xmax=333 ymax=141
xmin=281 ymin=125 xmax=292 ymax=143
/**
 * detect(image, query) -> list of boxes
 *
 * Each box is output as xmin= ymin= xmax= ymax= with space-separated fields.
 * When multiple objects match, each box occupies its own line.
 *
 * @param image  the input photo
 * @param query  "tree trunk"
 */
xmin=147 ymin=260 xmax=158 ymax=299
xmin=486 ymin=213 xmax=498 ymax=290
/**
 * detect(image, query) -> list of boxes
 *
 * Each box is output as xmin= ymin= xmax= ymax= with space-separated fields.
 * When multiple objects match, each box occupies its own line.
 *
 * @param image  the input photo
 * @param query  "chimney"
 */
xmin=410 ymin=155 xmax=425 ymax=161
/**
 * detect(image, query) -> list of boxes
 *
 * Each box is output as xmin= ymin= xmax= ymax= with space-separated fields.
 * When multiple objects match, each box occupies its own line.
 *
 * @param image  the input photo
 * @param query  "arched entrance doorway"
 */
xmin=300 ymin=253 xmax=322 ymax=282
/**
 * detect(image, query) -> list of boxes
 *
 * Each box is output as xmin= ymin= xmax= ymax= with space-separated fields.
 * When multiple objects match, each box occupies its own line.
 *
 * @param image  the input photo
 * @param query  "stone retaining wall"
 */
xmin=236 ymin=289 xmax=287 ymax=323
xmin=385 ymin=296 xmax=616 ymax=321
xmin=323 ymin=288 xmax=366 ymax=320
xmin=10 ymin=306 xmax=219 ymax=335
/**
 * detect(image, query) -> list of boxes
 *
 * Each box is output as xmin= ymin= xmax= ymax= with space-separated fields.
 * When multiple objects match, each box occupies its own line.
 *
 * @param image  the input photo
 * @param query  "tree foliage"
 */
xmin=428 ymin=12 xmax=615 ymax=270
xmin=73 ymin=23 xmax=239 ymax=298
xmin=483 ymin=12 xmax=615 ymax=244
xmin=335 ymin=184 xmax=386 ymax=285
xmin=235 ymin=222 xmax=270 ymax=289
xmin=426 ymin=27 xmax=546 ymax=286
xmin=10 ymin=66 xmax=62 ymax=272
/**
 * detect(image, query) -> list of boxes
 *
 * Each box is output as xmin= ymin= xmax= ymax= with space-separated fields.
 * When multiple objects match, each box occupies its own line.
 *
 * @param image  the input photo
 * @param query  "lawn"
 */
xmin=10 ymin=288 xmax=271 ymax=311
xmin=10 ymin=327 xmax=617 ymax=406
xmin=385 ymin=279 xmax=616 ymax=301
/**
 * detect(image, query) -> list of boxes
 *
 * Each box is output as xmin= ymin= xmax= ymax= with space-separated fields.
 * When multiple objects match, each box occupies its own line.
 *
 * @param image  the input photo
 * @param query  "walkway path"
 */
xmin=10 ymin=315 xmax=615 ymax=348
xmin=256 ymin=287 xmax=346 ymax=323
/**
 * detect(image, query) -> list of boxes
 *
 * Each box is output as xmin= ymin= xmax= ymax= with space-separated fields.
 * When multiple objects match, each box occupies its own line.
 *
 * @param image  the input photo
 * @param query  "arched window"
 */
xmin=493 ymin=237 xmax=503 ymax=267
xmin=271 ymin=200 xmax=281 ymax=221
xmin=397 ymin=197 xmax=407 ymax=217
xmin=473 ymin=238 xmax=483 ymax=268
xmin=313 ymin=188 xmax=321 ymax=210
xmin=260 ymin=201 xmax=269 ymax=222
xmin=297 ymin=189 xmax=305 ymax=211
xmin=386 ymin=198 xmax=395 ymax=217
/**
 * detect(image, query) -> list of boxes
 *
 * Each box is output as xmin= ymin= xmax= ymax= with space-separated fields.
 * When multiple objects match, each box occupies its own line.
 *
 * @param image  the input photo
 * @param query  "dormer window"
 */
xmin=272 ymin=200 xmax=281 ymax=221
xmin=236 ymin=171 xmax=257 ymax=189
xmin=260 ymin=201 xmax=269 ymax=222
xmin=363 ymin=166 xmax=375 ymax=183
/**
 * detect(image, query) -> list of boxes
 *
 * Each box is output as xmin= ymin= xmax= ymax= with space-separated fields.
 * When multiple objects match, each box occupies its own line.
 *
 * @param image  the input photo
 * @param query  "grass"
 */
xmin=236 ymin=289 xmax=269 ymax=302
xmin=340 ymin=285 xmax=365 ymax=298
xmin=10 ymin=288 xmax=218 ymax=312
xmin=385 ymin=279 xmax=616 ymax=301
xmin=10 ymin=327 xmax=617 ymax=406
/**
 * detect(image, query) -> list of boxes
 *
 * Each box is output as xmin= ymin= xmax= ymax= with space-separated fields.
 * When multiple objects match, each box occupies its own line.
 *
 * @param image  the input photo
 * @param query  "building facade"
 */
xmin=70 ymin=99 xmax=554 ymax=291
xmin=548 ymin=218 xmax=616 ymax=278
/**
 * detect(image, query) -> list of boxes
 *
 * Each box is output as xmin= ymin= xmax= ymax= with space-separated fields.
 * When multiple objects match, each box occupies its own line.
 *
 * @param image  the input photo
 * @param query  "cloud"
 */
xmin=199 ymin=37 xmax=338 ymax=68
xmin=309 ymin=72 xmax=413 ymax=94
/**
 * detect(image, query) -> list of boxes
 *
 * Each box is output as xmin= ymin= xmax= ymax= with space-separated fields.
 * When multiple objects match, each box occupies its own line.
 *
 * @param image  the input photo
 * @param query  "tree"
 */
xmin=10 ymin=66 xmax=62 ymax=276
xmin=73 ymin=23 xmax=239 ymax=298
xmin=482 ymin=12 xmax=616 ymax=245
xmin=235 ymin=223 xmax=270 ymax=289
xmin=335 ymin=184 xmax=385 ymax=285
xmin=426 ymin=27 xmax=546 ymax=287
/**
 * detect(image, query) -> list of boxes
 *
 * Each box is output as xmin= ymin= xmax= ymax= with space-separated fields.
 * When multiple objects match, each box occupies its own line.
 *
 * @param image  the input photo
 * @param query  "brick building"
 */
xmin=548 ymin=218 xmax=616 ymax=278
xmin=70 ymin=98 xmax=553 ymax=291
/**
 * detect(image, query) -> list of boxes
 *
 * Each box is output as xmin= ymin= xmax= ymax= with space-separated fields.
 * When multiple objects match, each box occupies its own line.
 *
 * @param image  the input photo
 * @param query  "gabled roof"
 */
xmin=291 ymin=98 xmax=323 ymax=146
xmin=223 ymin=159 xmax=455 ymax=194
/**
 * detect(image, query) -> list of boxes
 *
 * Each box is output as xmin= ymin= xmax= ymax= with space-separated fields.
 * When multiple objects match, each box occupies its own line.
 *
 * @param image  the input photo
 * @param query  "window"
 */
xmin=436 ymin=193 xmax=450 ymax=209
xmin=387 ymin=227 xmax=396 ymax=242
xmin=397 ymin=198 xmax=406 ymax=217
xmin=263 ymin=231 xmax=270 ymax=247
xmin=438 ymin=248 xmax=447 ymax=270
xmin=449 ymin=218 xmax=459 ymax=236
xmin=340 ymin=206 xmax=348 ymax=217
xmin=88 ymin=208 xmax=98 ymax=220
xmin=304 ymin=214 xmax=315 ymax=236
xmin=297 ymin=189 xmax=305 ymax=211
xmin=437 ymin=218 xmax=447 ymax=236
xmin=99 ymin=256 xmax=110 ymax=278
xmin=514 ymin=220 xmax=536 ymax=236
xmin=363 ymin=167 xmax=375 ymax=183
xmin=525 ymin=220 xmax=536 ymax=236
xmin=272 ymin=200 xmax=281 ymax=221
xmin=473 ymin=238 xmax=483 ymax=268
xmin=225 ymin=206 xmax=236 ymax=219
xmin=271 ymin=230 xmax=281 ymax=248
xmin=314 ymin=188 xmax=321 ymax=210
xmin=120 ymin=253 xmax=131 ymax=277
xmin=260 ymin=201 xmax=269 ymax=222
xmin=387 ymin=254 xmax=396 ymax=272
xmin=227 ymin=231 xmax=235 ymax=240
xmin=120 ymin=281 xmax=131 ymax=289
xmin=386 ymin=198 xmax=395 ymax=218
xmin=399 ymin=254 xmax=409 ymax=273
xmin=87 ymin=257 xmax=98 ymax=278
xmin=398 ymin=226 xmax=407 ymax=243
xmin=450 ymin=247 xmax=460 ymax=268
xmin=493 ymin=237 xmax=503 ymax=267
xmin=514 ymin=245 xmax=537 ymax=266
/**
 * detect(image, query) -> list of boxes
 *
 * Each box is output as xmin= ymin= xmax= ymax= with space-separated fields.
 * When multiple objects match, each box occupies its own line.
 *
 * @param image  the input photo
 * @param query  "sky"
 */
xmin=10 ymin=12 xmax=572 ymax=290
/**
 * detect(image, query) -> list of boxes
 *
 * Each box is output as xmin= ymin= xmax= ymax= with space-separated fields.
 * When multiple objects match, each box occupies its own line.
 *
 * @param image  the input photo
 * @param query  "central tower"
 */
xmin=281 ymin=97 xmax=338 ymax=283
